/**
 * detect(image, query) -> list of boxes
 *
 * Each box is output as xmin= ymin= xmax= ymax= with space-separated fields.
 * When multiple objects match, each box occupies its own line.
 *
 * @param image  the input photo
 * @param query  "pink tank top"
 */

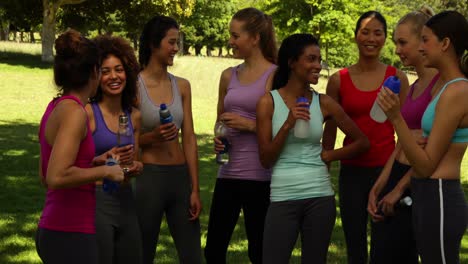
xmin=400 ymin=74 xmax=439 ymax=129
xmin=38 ymin=95 xmax=96 ymax=234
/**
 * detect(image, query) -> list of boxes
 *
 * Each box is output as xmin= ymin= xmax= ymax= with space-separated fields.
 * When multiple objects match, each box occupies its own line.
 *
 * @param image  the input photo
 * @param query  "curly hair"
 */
xmin=91 ymin=34 xmax=140 ymax=111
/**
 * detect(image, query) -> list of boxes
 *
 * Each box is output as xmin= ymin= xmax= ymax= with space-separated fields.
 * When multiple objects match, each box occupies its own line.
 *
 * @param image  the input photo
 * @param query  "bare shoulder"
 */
xmin=131 ymin=107 xmax=141 ymax=119
xmin=174 ymin=75 xmax=192 ymax=96
xmin=326 ymin=71 xmax=341 ymax=97
xmin=257 ymin=92 xmax=274 ymax=109
xmin=221 ymin=67 xmax=233 ymax=82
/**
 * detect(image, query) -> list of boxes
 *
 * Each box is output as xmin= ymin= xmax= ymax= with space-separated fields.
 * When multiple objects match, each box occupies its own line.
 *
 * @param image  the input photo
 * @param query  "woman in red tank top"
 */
xmin=322 ymin=11 xmax=409 ymax=264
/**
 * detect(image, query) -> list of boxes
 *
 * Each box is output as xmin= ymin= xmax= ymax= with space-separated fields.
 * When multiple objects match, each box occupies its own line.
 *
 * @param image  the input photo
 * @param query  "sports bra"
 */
xmin=421 ymin=77 xmax=468 ymax=143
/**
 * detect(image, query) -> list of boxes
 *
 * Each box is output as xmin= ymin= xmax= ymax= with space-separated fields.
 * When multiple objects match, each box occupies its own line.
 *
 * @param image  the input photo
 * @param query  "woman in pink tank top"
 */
xmin=204 ymin=8 xmax=277 ymax=264
xmin=367 ymin=7 xmax=442 ymax=263
xmin=35 ymin=29 xmax=124 ymax=264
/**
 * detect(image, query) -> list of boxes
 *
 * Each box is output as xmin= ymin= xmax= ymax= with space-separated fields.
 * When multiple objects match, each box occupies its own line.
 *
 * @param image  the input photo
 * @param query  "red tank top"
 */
xmin=38 ymin=95 xmax=96 ymax=233
xmin=339 ymin=66 xmax=396 ymax=167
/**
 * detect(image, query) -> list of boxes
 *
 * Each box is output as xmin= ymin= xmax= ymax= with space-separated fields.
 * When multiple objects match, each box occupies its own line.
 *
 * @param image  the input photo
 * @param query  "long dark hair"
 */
xmin=139 ymin=15 xmax=179 ymax=68
xmin=232 ymin=7 xmax=277 ymax=64
xmin=272 ymin=34 xmax=319 ymax=90
xmin=425 ymin=11 xmax=468 ymax=76
xmin=92 ymin=34 xmax=140 ymax=111
xmin=54 ymin=29 xmax=100 ymax=95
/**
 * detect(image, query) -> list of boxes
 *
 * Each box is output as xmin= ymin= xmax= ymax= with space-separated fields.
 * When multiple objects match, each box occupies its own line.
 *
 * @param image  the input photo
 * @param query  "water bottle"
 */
xmin=294 ymin=97 xmax=310 ymax=138
xmin=214 ymin=121 xmax=230 ymax=165
xmin=159 ymin=103 xmax=173 ymax=124
xmin=370 ymin=76 xmax=401 ymax=123
xmin=103 ymin=157 xmax=120 ymax=194
xmin=377 ymin=196 xmax=412 ymax=216
xmin=117 ymin=114 xmax=132 ymax=173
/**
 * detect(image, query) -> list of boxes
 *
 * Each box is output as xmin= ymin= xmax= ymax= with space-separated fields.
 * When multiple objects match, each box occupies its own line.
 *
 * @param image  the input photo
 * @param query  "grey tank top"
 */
xmin=138 ymin=73 xmax=184 ymax=133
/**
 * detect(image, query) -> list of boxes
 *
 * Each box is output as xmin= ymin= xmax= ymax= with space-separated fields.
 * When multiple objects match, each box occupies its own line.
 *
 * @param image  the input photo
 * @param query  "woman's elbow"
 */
xmin=357 ymin=136 xmax=370 ymax=154
xmin=45 ymin=176 xmax=61 ymax=190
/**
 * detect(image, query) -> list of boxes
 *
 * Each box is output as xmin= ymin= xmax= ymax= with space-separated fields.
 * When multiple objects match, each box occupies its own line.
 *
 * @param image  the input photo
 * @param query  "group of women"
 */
xmin=36 ymin=4 xmax=467 ymax=264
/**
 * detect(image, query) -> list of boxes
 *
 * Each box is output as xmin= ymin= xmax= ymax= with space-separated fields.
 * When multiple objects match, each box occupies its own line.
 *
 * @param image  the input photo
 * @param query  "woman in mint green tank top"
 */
xmin=257 ymin=33 xmax=369 ymax=264
xmin=378 ymin=11 xmax=468 ymax=264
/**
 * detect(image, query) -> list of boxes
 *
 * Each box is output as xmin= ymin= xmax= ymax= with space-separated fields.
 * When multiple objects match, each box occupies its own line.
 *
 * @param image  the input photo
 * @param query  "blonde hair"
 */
xmin=397 ymin=5 xmax=435 ymax=36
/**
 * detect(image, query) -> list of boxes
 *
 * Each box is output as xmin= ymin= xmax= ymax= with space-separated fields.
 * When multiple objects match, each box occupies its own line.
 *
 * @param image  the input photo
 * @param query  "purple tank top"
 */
xmin=218 ymin=64 xmax=276 ymax=181
xmin=91 ymin=102 xmax=134 ymax=156
xmin=38 ymin=95 xmax=96 ymax=234
xmin=401 ymin=74 xmax=439 ymax=129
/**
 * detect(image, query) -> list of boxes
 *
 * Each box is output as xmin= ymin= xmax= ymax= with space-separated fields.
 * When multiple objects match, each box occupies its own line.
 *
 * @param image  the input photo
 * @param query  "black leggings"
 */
xmin=370 ymin=161 xmax=418 ymax=264
xmin=135 ymin=164 xmax=201 ymax=264
xmin=35 ymin=227 xmax=98 ymax=264
xmin=95 ymin=184 xmax=142 ymax=264
xmin=262 ymin=196 xmax=336 ymax=264
xmin=339 ymin=164 xmax=382 ymax=264
xmin=204 ymin=178 xmax=270 ymax=264
xmin=412 ymin=177 xmax=467 ymax=264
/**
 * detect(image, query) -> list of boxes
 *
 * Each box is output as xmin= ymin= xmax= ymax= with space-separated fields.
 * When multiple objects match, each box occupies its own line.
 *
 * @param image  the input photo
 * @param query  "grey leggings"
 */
xmin=135 ymin=163 xmax=201 ymax=264
xmin=263 ymin=196 xmax=336 ymax=264
xmin=412 ymin=178 xmax=467 ymax=264
xmin=95 ymin=184 xmax=142 ymax=264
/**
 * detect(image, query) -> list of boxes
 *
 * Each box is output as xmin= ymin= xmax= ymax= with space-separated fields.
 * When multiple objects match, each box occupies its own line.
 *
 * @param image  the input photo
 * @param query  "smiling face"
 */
xmin=152 ymin=28 xmax=179 ymax=66
xmin=290 ymin=45 xmax=322 ymax=85
xmin=418 ymin=26 xmax=443 ymax=68
xmin=355 ymin=17 xmax=386 ymax=58
xmin=99 ymin=54 xmax=126 ymax=97
xmin=394 ymin=23 xmax=422 ymax=67
xmin=228 ymin=19 xmax=258 ymax=59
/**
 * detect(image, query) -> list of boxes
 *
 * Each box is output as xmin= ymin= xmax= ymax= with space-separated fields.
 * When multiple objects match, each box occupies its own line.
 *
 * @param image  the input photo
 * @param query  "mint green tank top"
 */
xmin=270 ymin=90 xmax=334 ymax=202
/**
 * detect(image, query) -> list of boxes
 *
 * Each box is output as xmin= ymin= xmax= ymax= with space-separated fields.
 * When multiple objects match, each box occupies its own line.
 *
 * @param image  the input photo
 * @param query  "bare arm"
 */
xmin=46 ymin=102 xmax=123 ymax=189
xmin=320 ymin=94 xmax=370 ymax=163
xmin=179 ymin=78 xmax=201 ymax=220
xmin=396 ymin=69 xmax=410 ymax=106
xmin=322 ymin=72 xmax=341 ymax=152
xmin=379 ymin=82 xmax=467 ymax=177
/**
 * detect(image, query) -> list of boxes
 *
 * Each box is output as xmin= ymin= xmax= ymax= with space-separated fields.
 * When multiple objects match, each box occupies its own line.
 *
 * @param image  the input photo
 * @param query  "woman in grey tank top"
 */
xmin=135 ymin=16 xmax=202 ymax=264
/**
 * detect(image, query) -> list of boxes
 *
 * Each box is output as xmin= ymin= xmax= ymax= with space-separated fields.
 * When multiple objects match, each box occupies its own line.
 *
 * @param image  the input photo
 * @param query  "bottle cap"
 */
xmin=105 ymin=157 xmax=118 ymax=166
xmin=384 ymin=76 xmax=401 ymax=94
xmin=296 ymin=96 xmax=310 ymax=108
xmin=119 ymin=114 xmax=128 ymax=124
xmin=160 ymin=103 xmax=167 ymax=110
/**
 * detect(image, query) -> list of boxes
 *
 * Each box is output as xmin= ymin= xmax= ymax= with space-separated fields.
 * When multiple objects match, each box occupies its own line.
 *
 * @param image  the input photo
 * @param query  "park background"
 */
xmin=0 ymin=0 xmax=467 ymax=263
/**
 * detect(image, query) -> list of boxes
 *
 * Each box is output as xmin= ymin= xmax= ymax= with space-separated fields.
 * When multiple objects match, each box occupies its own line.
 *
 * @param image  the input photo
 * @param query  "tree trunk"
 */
xmin=206 ymin=46 xmax=212 ymax=57
xmin=218 ymin=47 xmax=222 ymax=57
xmin=179 ymin=32 xmax=184 ymax=56
xmin=20 ymin=31 xmax=24 ymax=42
xmin=41 ymin=0 xmax=87 ymax=62
xmin=30 ymin=31 xmax=36 ymax=43
xmin=194 ymin=45 xmax=202 ymax=56
xmin=42 ymin=0 xmax=56 ymax=62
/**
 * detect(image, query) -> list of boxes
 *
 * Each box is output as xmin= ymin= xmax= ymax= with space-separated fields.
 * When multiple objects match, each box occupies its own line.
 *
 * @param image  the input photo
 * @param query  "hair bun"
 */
xmin=419 ymin=5 xmax=435 ymax=18
xmin=54 ymin=29 xmax=84 ymax=58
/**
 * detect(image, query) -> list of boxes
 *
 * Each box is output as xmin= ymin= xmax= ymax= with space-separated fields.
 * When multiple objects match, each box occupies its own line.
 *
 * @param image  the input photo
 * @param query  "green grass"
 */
xmin=0 ymin=41 xmax=466 ymax=263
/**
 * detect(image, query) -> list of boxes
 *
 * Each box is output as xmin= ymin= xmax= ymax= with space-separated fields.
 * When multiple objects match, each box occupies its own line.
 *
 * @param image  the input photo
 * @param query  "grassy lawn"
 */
xmin=0 ymin=41 xmax=466 ymax=263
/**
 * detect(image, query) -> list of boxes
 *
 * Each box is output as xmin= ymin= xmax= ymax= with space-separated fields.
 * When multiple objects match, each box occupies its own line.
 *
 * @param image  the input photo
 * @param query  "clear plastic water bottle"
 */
xmin=214 ymin=121 xmax=230 ymax=165
xmin=159 ymin=103 xmax=173 ymax=124
xmin=294 ymin=96 xmax=310 ymax=138
xmin=399 ymin=196 xmax=412 ymax=207
xmin=103 ymin=157 xmax=119 ymax=194
xmin=370 ymin=76 xmax=401 ymax=123
xmin=117 ymin=114 xmax=132 ymax=173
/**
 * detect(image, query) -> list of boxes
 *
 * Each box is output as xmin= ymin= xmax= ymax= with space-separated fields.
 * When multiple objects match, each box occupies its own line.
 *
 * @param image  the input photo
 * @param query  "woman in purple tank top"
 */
xmin=85 ymin=34 xmax=143 ymax=264
xmin=367 ymin=6 xmax=442 ymax=263
xmin=35 ymin=30 xmax=124 ymax=264
xmin=204 ymin=8 xmax=277 ymax=264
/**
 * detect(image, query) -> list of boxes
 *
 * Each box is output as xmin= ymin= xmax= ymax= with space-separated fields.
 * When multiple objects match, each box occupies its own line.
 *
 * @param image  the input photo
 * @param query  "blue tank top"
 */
xmin=422 ymin=78 xmax=468 ymax=143
xmin=91 ymin=102 xmax=135 ymax=156
xmin=269 ymin=90 xmax=334 ymax=202
xmin=138 ymin=73 xmax=184 ymax=133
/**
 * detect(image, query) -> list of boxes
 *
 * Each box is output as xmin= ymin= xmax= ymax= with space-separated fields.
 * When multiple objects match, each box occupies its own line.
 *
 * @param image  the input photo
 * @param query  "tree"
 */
xmin=42 ymin=0 xmax=86 ymax=62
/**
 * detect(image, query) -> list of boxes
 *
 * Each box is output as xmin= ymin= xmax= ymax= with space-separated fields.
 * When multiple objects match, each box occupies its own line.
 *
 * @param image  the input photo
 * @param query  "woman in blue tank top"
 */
xmin=256 ymin=34 xmax=369 ymax=264
xmin=378 ymin=11 xmax=468 ymax=264
xmin=136 ymin=16 xmax=202 ymax=264
xmin=204 ymin=8 xmax=277 ymax=264
xmin=85 ymin=35 xmax=143 ymax=264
